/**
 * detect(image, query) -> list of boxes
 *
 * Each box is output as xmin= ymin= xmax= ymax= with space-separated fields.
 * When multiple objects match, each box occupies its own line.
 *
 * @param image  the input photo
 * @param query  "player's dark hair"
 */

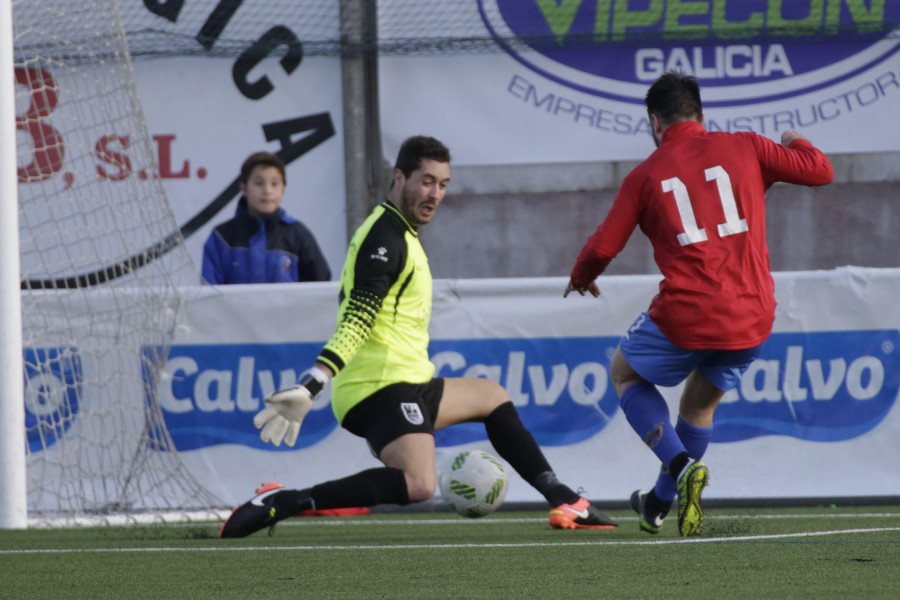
xmin=394 ymin=135 xmax=451 ymax=179
xmin=645 ymin=71 xmax=702 ymax=125
xmin=240 ymin=151 xmax=286 ymax=185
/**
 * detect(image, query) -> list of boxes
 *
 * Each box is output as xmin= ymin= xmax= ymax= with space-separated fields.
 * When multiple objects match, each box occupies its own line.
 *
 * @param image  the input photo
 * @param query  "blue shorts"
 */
xmin=619 ymin=312 xmax=762 ymax=391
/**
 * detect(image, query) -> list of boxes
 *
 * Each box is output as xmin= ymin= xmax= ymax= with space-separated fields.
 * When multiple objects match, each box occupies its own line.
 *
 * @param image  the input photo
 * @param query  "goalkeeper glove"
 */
xmin=253 ymin=366 xmax=329 ymax=447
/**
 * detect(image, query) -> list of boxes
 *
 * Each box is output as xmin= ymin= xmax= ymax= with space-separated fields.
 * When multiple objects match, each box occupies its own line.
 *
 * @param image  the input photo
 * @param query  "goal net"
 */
xmin=12 ymin=0 xmax=221 ymax=525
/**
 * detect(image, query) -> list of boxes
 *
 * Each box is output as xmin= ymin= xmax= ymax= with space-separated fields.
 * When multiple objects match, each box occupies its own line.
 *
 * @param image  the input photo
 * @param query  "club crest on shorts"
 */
xmin=401 ymin=402 xmax=424 ymax=425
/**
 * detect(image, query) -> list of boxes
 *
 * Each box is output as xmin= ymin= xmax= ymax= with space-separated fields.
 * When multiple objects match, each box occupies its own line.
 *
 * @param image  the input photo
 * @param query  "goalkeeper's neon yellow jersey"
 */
xmin=317 ymin=202 xmax=435 ymax=423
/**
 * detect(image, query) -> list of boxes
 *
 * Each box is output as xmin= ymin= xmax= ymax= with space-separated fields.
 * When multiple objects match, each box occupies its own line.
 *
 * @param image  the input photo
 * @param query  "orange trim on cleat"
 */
xmin=254 ymin=482 xmax=285 ymax=496
xmin=549 ymin=497 xmax=618 ymax=530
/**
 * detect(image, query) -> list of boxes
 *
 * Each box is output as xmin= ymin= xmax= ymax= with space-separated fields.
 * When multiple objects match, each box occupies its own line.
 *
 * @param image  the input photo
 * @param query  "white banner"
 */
xmin=380 ymin=1 xmax=900 ymax=165
xmin=16 ymin=3 xmax=348 ymax=287
xmin=128 ymin=1 xmax=348 ymax=281
xmin=122 ymin=268 xmax=900 ymax=505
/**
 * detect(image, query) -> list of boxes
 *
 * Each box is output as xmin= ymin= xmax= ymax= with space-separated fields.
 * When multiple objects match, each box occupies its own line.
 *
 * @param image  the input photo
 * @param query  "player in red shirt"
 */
xmin=565 ymin=71 xmax=833 ymax=536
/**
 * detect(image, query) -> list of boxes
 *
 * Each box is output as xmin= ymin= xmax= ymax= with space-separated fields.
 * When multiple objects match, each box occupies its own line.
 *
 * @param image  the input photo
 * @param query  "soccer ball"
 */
xmin=439 ymin=449 xmax=508 ymax=518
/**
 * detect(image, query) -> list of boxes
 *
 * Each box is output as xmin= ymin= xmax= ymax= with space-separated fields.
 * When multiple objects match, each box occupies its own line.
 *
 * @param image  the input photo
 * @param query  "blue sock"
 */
xmin=620 ymin=381 xmax=685 ymax=472
xmin=654 ymin=417 xmax=713 ymax=502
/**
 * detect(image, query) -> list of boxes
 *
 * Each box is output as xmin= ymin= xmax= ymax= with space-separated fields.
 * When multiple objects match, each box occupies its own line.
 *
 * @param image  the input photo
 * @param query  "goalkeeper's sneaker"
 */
xmin=219 ymin=482 xmax=286 ymax=538
xmin=549 ymin=497 xmax=618 ymax=530
xmin=675 ymin=460 xmax=709 ymax=537
xmin=629 ymin=489 xmax=668 ymax=534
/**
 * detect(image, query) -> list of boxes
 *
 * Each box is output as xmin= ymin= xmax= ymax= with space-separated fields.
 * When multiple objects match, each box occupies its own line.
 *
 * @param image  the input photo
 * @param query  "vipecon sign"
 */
xmin=479 ymin=0 xmax=900 ymax=106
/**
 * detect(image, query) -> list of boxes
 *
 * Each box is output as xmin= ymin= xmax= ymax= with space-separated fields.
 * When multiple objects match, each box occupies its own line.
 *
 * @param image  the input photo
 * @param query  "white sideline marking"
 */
xmin=272 ymin=513 xmax=900 ymax=527
xmin=28 ymin=510 xmax=231 ymax=529
xmin=2 ymin=526 xmax=900 ymax=555
xmin=144 ymin=512 xmax=900 ymax=528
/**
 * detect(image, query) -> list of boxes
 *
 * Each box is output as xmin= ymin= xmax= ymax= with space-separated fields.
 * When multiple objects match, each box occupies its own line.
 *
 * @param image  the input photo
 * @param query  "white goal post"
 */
xmin=0 ymin=0 xmax=27 ymax=529
xmin=3 ymin=0 xmax=223 ymax=527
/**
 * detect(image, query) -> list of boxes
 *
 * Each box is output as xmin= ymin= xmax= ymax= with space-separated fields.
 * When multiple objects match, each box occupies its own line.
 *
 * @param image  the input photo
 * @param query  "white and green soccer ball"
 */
xmin=439 ymin=450 xmax=508 ymax=518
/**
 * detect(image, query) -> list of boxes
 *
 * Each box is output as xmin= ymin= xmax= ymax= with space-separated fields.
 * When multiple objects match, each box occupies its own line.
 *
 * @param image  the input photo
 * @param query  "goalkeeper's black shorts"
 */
xmin=341 ymin=378 xmax=444 ymax=457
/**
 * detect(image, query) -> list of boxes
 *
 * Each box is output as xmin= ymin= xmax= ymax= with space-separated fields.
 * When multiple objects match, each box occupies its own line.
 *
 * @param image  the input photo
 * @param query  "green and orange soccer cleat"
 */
xmin=549 ymin=497 xmax=618 ymax=530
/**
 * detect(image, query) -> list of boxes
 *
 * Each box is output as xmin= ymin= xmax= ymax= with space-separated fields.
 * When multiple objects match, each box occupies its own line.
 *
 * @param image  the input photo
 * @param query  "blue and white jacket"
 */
xmin=201 ymin=197 xmax=331 ymax=284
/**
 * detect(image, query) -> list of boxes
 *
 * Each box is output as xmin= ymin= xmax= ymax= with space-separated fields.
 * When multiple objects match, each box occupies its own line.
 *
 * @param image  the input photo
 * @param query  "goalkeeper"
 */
xmin=220 ymin=136 xmax=617 ymax=537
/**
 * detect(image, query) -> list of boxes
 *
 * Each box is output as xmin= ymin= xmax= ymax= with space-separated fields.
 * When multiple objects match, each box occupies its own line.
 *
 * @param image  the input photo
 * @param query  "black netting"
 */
xmin=19 ymin=1 xmax=895 ymax=62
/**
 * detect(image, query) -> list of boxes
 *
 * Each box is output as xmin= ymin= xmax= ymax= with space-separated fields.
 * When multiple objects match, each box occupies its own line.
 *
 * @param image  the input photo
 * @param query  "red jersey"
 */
xmin=571 ymin=121 xmax=833 ymax=350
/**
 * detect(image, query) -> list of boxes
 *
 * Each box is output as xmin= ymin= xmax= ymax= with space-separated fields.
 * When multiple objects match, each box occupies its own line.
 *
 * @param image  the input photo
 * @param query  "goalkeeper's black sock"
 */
xmin=282 ymin=467 xmax=410 ymax=511
xmin=272 ymin=489 xmax=314 ymax=516
xmin=482 ymin=402 xmax=579 ymax=506
xmin=533 ymin=471 xmax=581 ymax=507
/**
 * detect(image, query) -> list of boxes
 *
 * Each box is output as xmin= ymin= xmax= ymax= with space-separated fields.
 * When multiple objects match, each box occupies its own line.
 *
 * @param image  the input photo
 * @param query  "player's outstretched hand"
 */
xmin=563 ymin=280 xmax=600 ymax=298
xmin=254 ymin=385 xmax=313 ymax=447
xmin=253 ymin=368 xmax=328 ymax=447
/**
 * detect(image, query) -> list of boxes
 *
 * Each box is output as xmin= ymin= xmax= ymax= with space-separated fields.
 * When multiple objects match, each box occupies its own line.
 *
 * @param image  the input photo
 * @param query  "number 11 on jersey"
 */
xmin=662 ymin=166 xmax=749 ymax=247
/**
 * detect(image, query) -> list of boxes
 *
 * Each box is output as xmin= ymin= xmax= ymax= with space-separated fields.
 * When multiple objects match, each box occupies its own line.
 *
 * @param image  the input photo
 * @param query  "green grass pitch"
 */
xmin=1 ymin=505 xmax=899 ymax=600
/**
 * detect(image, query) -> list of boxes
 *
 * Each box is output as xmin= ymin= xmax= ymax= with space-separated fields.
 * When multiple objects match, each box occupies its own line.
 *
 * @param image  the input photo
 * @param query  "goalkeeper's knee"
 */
xmin=404 ymin=472 xmax=437 ymax=503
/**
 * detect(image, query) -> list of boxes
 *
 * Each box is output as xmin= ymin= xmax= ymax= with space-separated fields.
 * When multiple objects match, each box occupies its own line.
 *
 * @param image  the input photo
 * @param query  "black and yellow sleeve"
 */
xmin=317 ymin=206 xmax=408 ymax=373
